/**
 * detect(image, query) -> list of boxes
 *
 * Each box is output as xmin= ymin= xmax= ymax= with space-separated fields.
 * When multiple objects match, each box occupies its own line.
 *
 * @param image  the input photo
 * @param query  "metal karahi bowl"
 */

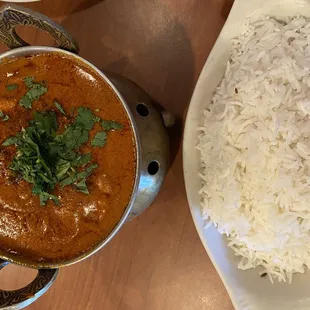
xmin=0 ymin=5 xmax=172 ymax=309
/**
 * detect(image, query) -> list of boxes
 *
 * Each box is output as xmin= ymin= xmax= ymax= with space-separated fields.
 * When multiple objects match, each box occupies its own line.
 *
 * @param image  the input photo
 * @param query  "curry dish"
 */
xmin=0 ymin=52 xmax=136 ymax=263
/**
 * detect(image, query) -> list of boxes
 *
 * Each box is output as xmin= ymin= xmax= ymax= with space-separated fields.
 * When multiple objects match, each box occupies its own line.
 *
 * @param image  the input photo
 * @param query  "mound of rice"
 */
xmin=198 ymin=16 xmax=310 ymax=283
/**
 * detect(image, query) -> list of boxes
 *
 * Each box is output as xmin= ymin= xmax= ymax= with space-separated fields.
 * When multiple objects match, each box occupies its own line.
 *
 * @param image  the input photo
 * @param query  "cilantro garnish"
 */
xmin=54 ymin=101 xmax=66 ymax=115
xmin=56 ymin=107 xmax=95 ymax=150
xmin=6 ymin=84 xmax=17 ymax=91
xmin=75 ymin=107 xmax=95 ymax=130
xmin=2 ymin=94 xmax=124 ymax=206
xmin=91 ymin=131 xmax=107 ymax=147
xmin=59 ymin=163 xmax=98 ymax=188
xmin=2 ymin=109 xmax=99 ymax=205
xmin=101 ymin=120 xmax=122 ymax=131
xmin=19 ymin=76 xmax=47 ymax=109
xmin=0 ymin=110 xmax=9 ymax=122
xmin=2 ymin=136 xmax=17 ymax=146
xmin=24 ymin=76 xmax=34 ymax=88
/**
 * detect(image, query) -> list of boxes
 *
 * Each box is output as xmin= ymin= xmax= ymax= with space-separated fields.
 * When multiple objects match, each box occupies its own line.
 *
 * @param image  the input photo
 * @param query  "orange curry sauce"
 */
xmin=0 ymin=53 xmax=136 ymax=263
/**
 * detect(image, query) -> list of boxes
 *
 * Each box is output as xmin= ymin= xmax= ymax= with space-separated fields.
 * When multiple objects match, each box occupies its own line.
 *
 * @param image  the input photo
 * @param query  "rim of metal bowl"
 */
xmin=0 ymin=46 xmax=141 ymax=269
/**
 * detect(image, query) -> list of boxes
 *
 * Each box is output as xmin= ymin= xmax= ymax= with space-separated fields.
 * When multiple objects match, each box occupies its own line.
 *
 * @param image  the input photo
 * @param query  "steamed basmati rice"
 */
xmin=198 ymin=16 xmax=310 ymax=283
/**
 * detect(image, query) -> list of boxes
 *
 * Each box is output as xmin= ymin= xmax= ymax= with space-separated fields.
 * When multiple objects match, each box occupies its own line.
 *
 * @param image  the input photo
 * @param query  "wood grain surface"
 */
xmin=0 ymin=0 xmax=234 ymax=309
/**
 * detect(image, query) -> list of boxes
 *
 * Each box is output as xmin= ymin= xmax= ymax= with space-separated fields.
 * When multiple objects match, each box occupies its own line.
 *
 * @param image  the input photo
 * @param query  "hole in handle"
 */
xmin=0 ymin=264 xmax=38 ymax=291
xmin=136 ymin=103 xmax=150 ymax=117
xmin=15 ymin=25 xmax=57 ymax=47
xmin=148 ymin=161 xmax=159 ymax=175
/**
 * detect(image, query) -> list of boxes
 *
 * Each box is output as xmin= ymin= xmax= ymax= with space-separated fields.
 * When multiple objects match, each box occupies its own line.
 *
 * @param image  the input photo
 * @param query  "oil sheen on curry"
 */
xmin=0 ymin=52 xmax=136 ymax=263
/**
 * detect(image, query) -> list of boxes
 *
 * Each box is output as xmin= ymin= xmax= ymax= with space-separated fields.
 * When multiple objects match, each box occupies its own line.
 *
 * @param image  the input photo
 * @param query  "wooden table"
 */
xmin=0 ymin=0 xmax=234 ymax=309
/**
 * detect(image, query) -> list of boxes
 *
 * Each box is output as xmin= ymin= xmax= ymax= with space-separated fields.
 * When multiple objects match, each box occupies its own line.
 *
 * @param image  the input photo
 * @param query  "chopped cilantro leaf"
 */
xmin=55 ymin=159 xmax=71 ymax=179
xmin=91 ymin=131 xmax=107 ymax=147
xmin=38 ymin=192 xmax=60 ymax=206
xmin=2 ymin=104 xmax=119 ymax=206
xmin=0 ymin=110 xmax=9 ymax=122
xmin=6 ymin=84 xmax=17 ymax=91
xmin=2 ymin=136 xmax=18 ymax=146
xmin=101 ymin=120 xmax=123 ymax=131
xmin=2 ymin=110 xmax=98 ymax=205
xmin=19 ymin=76 xmax=47 ymax=109
xmin=59 ymin=174 xmax=76 ymax=187
xmin=32 ymin=111 xmax=57 ymax=136
xmin=77 ymin=164 xmax=98 ymax=180
xmin=24 ymin=76 xmax=34 ymax=88
xmin=54 ymin=101 xmax=66 ymax=115
xmin=57 ymin=107 xmax=96 ymax=150
xmin=19 ymin=96 xmax=32 ymax=109
xmin=71 ymin=153 xmax=92 ymax=167
xmin=59 ymin=163 xmax=98 ymax=188
xmin=76 ymin=179 xmax=89 ymax=194
xmin=76 ymin=107 xmax=94 ymax=130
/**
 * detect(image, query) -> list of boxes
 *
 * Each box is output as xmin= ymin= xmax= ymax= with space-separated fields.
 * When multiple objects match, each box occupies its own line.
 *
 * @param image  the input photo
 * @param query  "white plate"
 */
xmin=183 ymin=0 xmax=310 ymax=309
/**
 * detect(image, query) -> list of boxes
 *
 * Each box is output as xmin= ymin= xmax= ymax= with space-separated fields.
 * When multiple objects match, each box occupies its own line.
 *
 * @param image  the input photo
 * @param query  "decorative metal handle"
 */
xmin=0 ymin=4 xmax=79 ymax=53
xmin=0 ymin=259 xmax=58 ymax=310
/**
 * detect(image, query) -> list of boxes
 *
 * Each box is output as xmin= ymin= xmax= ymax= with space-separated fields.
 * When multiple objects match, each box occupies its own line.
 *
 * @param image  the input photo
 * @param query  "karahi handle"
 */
xmin=0 ymin=259 xmax=58 ymax=310
xmin=0 ymin=4 xmax=79 ymax=53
